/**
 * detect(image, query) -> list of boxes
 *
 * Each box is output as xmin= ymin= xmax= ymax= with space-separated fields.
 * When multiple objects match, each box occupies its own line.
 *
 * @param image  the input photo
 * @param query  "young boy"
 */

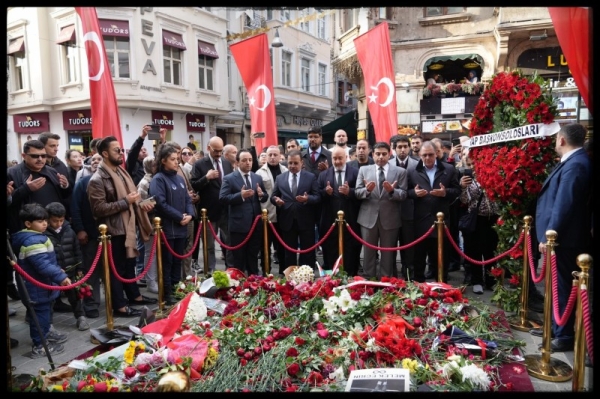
xmin=11 ymin=203 xmax=70 ymax=358
xmin=45 ymin=202 xmax=89 ymax=331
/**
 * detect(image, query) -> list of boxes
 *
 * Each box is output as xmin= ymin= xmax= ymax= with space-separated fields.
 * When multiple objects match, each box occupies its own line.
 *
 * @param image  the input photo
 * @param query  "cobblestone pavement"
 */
xmin=7 ymin=248 xmax=593 ymax=391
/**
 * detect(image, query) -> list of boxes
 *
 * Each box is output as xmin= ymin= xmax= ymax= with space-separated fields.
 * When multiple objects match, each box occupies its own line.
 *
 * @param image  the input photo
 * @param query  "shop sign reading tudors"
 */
xmin=13 ymin=112 xmax=50 ymax=133
xmin=63 ymin=110 xmax=93 ymax=130
xmin=152 ymin=110 xmax=175 ymax=128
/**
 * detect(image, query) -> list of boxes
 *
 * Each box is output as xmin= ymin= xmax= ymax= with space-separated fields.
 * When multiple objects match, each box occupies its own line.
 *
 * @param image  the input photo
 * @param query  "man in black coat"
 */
xmin=406 ymin=141 xmax=461 ymax=283
xmin=317 ymin=147 xmax=361 ymax=275
xmin=271 ymin=150 xmax=321 ymax=269
xmin=190 ymin=136 xmax=234 ymax=270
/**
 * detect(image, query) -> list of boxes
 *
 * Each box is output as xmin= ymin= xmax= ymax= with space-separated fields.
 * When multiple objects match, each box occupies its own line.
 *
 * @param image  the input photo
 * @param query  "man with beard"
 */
xmin=409 ymin=134 xmax=423 ymax=160
xmin=302 ymin=127 xmax=331 ymax=177
xmin=7 ymin=139 xmax=71 ymax=304
xmin=87 ymin=136 xmax=158 ymax=318
xmin=333 ymin=129 xmax=351 ymax=162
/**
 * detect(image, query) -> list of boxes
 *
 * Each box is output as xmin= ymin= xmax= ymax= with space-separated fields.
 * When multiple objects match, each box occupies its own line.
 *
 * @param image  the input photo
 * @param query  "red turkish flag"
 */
xmin=354 ymin=22 xmax=398 ymax=145
xmin=75 ymin=7 xmax=123 ymax=145
xmin=230 ymin=34 xmax=278 ymax=150
xmin=548 ymin=7 xmax=593 ymax=116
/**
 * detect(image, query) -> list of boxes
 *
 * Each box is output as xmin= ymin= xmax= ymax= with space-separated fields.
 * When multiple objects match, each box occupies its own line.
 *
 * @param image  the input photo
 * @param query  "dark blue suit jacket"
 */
xmin=219 ymin=170 xmax=268 ymax=234
xmin=317 ymin=165 xmax=360 ymax=233
xmin=270 ymin=170 xmax=320 ymax=231
xmin=535 ymin=148 xmax=591 ymax=249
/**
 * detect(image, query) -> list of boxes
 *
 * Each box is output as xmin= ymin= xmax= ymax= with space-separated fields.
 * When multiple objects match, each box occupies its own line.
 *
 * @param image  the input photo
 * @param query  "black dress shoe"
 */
xmin=538 ymin=338 xmax=574 ymax=352
xmin=529 ymin=328 xmax=554 ymax=338
xmin=114 ymin=307 xmax=142 ymax=317
xmin=7 ymin=284 xmax=21 ymax=300
xmin=129 ymin=295 xmax=158 ymax=306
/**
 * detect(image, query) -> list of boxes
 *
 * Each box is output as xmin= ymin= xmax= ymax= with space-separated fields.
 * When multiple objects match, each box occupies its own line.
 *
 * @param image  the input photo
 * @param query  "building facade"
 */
xmin=331 ymin=7 xmax=592 ymax=141
xmin=6 ymin=7 xmax=338 ymax=161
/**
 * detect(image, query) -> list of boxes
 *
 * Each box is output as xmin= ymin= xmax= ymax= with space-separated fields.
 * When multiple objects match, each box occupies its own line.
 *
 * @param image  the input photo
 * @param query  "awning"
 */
xmin=163 ymin=30 xmax=186 ymax=50
xmin=321 ymin=110 xmax=358 ymax=143
xmin=56 ymin=25 xmax=76 ymax=45
xmin=423 ymin=54 xmax=484 ymax=71
xmin=8 ymin=37 xmax=25 ymax=55
xmin=99 ymin=19 xmax=130 ymax=38
xmin=198 ymin=40 xmax=219 ymax=59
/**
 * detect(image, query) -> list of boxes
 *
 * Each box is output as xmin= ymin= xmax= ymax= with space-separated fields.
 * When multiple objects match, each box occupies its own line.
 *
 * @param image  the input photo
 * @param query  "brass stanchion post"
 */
xmin=509 ymin=216 xmax=542 ymax=330
xmin=337 ymin=211 xmax=345 ymax=273
xmin=262 ymin=209 xmax=270 ymax=275
xmin=524 ymin=230 xmax=572 ymax=381
xmin=436 ymin=212 xmax=445 ymax=283
xmin=98 ymin=224 xmax=114 ymax=332
xmin=202 ymin=209 xmax=209 ymax=275
xmin=573 ymin=254 xmax=592 ymax=391
xmin=154 ymin=217 xmax=164 ymax=312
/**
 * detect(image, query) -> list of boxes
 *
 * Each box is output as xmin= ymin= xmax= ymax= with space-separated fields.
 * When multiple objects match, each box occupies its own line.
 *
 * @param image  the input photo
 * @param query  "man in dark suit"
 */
xmin=406 ymin=141 xmax=461 ymax=283
xmin=302 ymin=127 xmax=332 ymax=176
xmin=355 ymin=142 xmax=407 ymax=278
xmin=347 ymin=139 xmax=374 ymax=170
xmin=190 ymin=136 xmax=234 ymax=271
xmin=271 ymin=150 xmax=320 ymax=269
xmin=219 ymin=149 xmax=269 ymax=276
xmin=317 ymin=147 xmax=361 ymax=276
xmin=390 ymin=135 xmax=418 ymax=279
xmin=533 ymin=123 xmax=592 ymax=352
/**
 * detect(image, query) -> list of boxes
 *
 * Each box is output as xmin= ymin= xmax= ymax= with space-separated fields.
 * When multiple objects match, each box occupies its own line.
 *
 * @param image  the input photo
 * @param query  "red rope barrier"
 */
xmin=160 ymin=221 xmax=203 ymax=259
xmin=207 ymin=215 xmax=262 ymax=251
xmin=549 ymin=251 xmax=578 ymax=327
xmin=345 ymin=223 xmax=435 ymax=251
xmin=11 ymin=241 xmax=103 ymax=291
xmin=268 ymin=222 xmax=337 ymax=254
xmin=444 ymin=226 xmax=524 ymax=266
xmin=581 ymin=286 xmax=594 ymax=365
xmin=527 ymin=234 xmax=545 ymax=284
xmin=107 ymin=235 xmax=157 ymax=284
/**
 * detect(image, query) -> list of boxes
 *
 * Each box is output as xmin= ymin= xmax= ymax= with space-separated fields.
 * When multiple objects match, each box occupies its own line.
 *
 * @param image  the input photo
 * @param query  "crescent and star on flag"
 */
xmin=248 ymin=85 xmax=272 ymax=111
xmin=368 ymin=77 xmax=395 ymax=107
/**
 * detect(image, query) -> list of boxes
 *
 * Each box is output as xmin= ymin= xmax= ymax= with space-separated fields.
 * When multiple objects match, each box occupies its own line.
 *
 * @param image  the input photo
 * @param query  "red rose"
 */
xmin=286 ymin=363 xmax=301 ymax=376
xmin=123 ymin=366 xmax=137 ymax=379
xmin=136 ymin=363 xmax=151 ymax=373
xmin=93 ymin=382 xmax=108 ymax=392
xmin=294 ymin=336 xmax=306 ymax=345
xmin=317 ymin=328 xmax=329 ymax=339
xmin=306 ymin=371 xmax=324 ymax=385
xmin=77 ymin=381 xmax=88 ymax=391
xmin=286 ymin=347 xmax=299 ymax=357
xmin=412 ymin=317 xmax=422 ymax=327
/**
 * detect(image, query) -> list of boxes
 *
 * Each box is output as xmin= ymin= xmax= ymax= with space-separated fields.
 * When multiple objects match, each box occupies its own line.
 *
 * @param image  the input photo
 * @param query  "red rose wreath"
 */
xmin=467 ymin=70 xmax=558 ymax=311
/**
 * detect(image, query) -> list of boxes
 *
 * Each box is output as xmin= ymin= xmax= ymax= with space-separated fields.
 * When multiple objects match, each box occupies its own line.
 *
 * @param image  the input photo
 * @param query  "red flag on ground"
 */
xmin=75 ymin=7 xmax=123 ymax=144
xmin=354 ymin=22 xmax=398 ymax=144
xmin=141 ymin=292 xmax=194 ymax=346
xmin=230 ymin=34 xmax=278 ymax=149
xmin=548 ymin=7 xmax=592 ymax=116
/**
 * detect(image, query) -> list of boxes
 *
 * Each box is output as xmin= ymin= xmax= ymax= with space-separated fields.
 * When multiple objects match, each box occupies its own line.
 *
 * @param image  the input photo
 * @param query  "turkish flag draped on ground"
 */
xmin=548 ymin=7 xmax=593 ymax=116
xmin=75 ymin=7 xmax=123 ymax=144
xmin=354 ymin=22 xmax=398 ymax=144
xmin=230 ymin=34 xmax=277 ymax=150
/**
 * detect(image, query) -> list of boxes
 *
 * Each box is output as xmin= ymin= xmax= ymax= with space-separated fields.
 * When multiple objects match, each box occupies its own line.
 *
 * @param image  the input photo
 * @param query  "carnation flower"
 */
xmin=184 ymin=293 xmax=208 ymax=324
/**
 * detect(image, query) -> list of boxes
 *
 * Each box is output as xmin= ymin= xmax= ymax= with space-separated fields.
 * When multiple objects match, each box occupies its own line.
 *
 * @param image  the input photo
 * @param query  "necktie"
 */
xmin=337 ymin=170 xmax=343 ymax=187
xmin=244 ymin=173 xmax=251 ymax=189
xmin=378 ymin=167 xmax=385 ymax=193
xmin=311 ymin=151 xmax=317 ymax=163
xmin=399 ymin=159 xmax=406 ymax=168
xmin=215 ymin=160 xmax=221 ymax=182
xmin=291 ymin=173 xmax=297 ymax=197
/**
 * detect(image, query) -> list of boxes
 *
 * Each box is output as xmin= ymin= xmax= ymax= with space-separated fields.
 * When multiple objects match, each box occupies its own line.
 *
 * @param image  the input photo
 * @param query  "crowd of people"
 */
xmin=7 ymin=123 xmax=592 ymax=356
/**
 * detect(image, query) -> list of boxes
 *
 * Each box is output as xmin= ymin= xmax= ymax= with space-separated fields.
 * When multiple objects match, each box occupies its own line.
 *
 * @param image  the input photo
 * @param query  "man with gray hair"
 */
xmin=255 ymin=145 xmax=288 ymax=273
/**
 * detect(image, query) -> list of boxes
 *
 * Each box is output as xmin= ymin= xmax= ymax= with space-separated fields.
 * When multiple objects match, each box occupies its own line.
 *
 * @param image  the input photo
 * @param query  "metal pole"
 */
xmin=154 ymin=217 xmax=164 ymax=313
xmin=436 ymin=212 xmax=444 ymax=282
xmin=573 ymin=254 xmax=592 ymax=391
xmin=202 ymin=209 xmax=209 ymax=275
xmin=98 ymin=224 xmax=114 ymax=332
xmin=337 ymin=211 xmax=345 ymax=273
xmin=262 ymin=209 xmax=270 ymax=276
xmin=509 ymin=216 xmax=542 ymax=331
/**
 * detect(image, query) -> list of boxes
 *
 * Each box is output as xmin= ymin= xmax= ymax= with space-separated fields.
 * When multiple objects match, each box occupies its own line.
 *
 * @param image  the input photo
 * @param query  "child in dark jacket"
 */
xmin=11 ymin=203 xmax=71 ymax=358
xmin=44 ymin=202 xmax=89 ymax=331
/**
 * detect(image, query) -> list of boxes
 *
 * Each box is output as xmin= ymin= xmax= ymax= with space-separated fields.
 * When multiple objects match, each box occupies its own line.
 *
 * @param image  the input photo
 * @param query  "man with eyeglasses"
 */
xmin=7 ymin=139 xmax=71 ymax=304
xmin=406 ymin=140 xmax=461 ymax=283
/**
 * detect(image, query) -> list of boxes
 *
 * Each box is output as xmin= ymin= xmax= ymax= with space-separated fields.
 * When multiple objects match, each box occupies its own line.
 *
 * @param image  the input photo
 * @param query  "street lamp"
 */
xmin=271 ymin=27 xmax=283 ymax=48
